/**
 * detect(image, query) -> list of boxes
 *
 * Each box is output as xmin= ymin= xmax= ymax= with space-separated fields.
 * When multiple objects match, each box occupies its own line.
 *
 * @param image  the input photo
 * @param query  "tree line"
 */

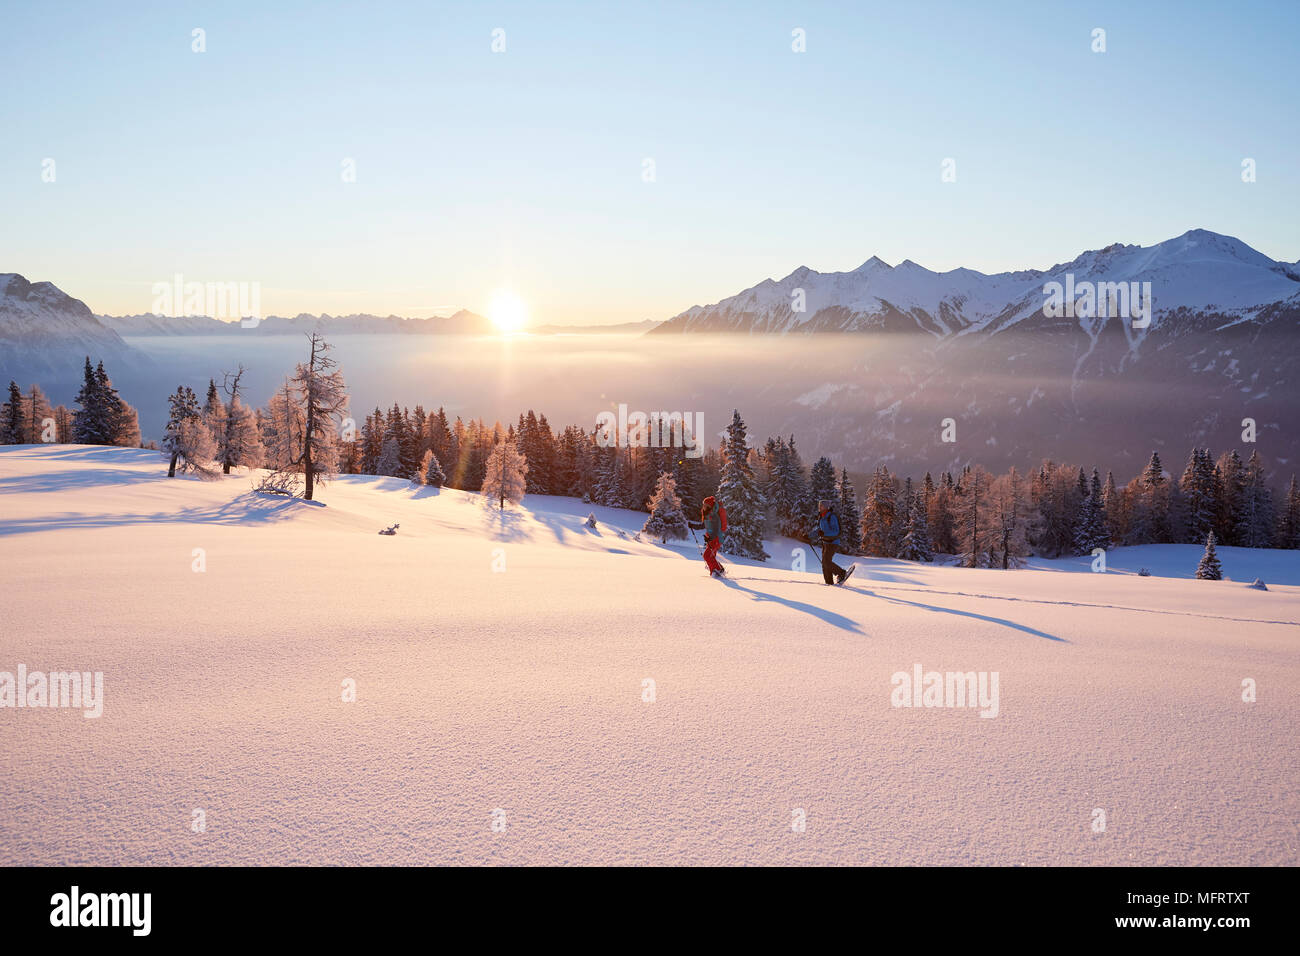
xmin=1 ymin=359 xmax=141 ymax=448
xmin=5 ymin=347 xmax=1298 ymax=560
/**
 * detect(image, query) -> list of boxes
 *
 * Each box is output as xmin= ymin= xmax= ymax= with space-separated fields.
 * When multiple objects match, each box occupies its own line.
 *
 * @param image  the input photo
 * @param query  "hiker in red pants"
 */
xmin=701 ymin=495 xmax=727 ymax=577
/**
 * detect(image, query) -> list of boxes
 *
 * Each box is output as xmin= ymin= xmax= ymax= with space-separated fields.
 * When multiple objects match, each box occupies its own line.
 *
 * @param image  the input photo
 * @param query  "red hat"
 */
xmin=703 ymin=495 xmax=716 ymax=506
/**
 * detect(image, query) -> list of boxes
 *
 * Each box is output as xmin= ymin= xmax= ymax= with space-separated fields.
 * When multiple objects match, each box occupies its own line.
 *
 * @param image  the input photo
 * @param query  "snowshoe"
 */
xmin=837 ymin=564 xmax=856 ymax=585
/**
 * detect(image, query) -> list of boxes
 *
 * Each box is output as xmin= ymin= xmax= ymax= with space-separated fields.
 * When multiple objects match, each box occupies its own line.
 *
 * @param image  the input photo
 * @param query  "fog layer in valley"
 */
xmin=28 ymin=329 xmax=1297 ymax=481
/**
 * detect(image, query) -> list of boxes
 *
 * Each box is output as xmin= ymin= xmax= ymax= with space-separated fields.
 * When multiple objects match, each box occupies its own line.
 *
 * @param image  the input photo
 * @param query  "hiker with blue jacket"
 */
xmin=815 ymin=499 xmax=851 ymax=586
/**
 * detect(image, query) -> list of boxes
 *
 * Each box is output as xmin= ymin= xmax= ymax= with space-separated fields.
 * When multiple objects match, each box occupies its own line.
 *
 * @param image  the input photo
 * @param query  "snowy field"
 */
xmin=1 ymin=444 xmax=1297 ymax=866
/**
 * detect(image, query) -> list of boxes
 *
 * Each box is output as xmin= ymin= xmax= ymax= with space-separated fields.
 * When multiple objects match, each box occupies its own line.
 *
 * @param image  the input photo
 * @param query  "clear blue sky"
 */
xmin=2 ymin=0 xmax=1296 ymax=323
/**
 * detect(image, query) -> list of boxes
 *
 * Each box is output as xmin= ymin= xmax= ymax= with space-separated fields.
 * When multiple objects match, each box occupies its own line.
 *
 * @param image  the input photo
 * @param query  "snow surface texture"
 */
xmin=1 ymin=445 xmax=1296 ymax=865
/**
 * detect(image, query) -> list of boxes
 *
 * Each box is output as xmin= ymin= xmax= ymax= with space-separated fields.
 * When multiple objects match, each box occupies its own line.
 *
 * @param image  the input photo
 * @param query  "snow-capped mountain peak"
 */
xmin=0 ymin=273 xmax=135 ymax=381
xmin=652 ymin=230 xmax=1300 ymax=337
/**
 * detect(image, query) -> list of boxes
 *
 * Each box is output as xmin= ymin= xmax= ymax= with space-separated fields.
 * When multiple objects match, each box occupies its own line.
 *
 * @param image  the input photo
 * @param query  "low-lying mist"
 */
xmin=35 ymin=329 xmax=1298 ymax=483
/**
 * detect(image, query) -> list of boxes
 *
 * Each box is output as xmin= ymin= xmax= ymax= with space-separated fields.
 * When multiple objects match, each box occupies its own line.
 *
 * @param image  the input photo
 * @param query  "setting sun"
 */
xmin=488 ymin=290 xmax=528 ymax=334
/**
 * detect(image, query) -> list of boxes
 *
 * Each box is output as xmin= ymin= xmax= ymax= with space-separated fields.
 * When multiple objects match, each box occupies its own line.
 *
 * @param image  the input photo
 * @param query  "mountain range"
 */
xmin=646 ymin=230 xmax=1299 ymax=478
xmin=652 ymin=229 xmax=1300 ymax=336
xmin=0 ymin=273 xmax=138 ymax=380
xmin=3 ymin=230 xmax=1298 ymax=477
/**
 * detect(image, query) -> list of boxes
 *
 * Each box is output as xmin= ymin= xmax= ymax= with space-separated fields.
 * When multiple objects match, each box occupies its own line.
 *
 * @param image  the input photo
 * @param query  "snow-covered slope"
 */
xmin=0 ymin=274 xmax=138 ymax=381
xmin=2 ymin=445 xmax=1296 ymax=865
xmin=653 ymin=230 xmax=1300 ymax=336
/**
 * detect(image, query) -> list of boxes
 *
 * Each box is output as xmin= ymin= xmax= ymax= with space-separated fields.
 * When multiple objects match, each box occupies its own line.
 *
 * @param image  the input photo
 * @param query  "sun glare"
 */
xmin=488 ymin=290 xmax=528 ymax=334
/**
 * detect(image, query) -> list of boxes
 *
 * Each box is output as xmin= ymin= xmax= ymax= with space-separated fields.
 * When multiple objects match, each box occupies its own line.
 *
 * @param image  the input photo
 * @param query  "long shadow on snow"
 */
xmin=0 ymin=467 xmax=165 ymax=494
xmin=0 ymin=492 xmax=310 ymax=536
xmin=719 ymin=577 xmax=864 ymax=634
xmin=482 ymin=506 xmax=627 ymax=548
xmin=727 ymin=577 xmax=1064 ymax=642
xmin=0 ymin=446 xmax=156 ymax=464
xmin=855 ymin=587 xmax=1067 ymax=643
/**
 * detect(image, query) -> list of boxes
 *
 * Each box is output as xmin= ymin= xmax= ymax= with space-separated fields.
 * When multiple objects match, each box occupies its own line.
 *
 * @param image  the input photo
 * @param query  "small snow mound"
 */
xmin=1247 ymin=578 xmax=1268 ymax=591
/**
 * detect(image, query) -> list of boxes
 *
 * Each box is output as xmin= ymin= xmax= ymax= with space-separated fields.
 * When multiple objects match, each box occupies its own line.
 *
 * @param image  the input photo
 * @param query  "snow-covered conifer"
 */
xmin=374 ymin=437 xmax=402 ymax=477
xmin=837 ymin=468 xmax=862 ymax=554
xmin=1196 ymin=530 xmax=1222 ymax=580
xmin=1 ymin=381 xmax=23 ymax=444
xmin=896 ymin=496 xmax=934 ymax=562
xmin=642 ymin=472 xmax=690 ymax=543
xmin=716 ymin=410 xmax=768 ymax=560
xmin=162 ymin=385 xmax=217 ymax=477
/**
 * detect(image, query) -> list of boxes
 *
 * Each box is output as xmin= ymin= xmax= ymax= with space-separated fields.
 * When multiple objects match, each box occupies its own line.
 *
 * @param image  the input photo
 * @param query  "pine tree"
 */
xmin=1235 ymin=450 xmax=1275 ymax=548
xmin=204 ymin=379 xmax=221 ymax=416
xmin=375 ymin=437 xmax=402 ymax=476
xmin=1138 ymin=451 xmax=1170 ymax=543
xmin=1196 ymin=530 xmax=1222 ymax=580
xmin=859 ymin=466 xmax=898 ymax=556
xmin=1277 ymin=476 xmax=1300 ymax=549
xmin=594 ymin=445 xmax=628 ymax=507
xmin=1216 ymin=451 xmax=1245 ymax=545
xmin=72 ymin=357 xmax=112 ymax=444
xmin=203 ymin=377 xmax=226 ymax=449
xmin=1179 ymin=448 xmax=1218 ymax=544
xmin=383 ymin=404 xmax=412 ymax=478
xmin=215 ymin=367 xmax=262 ymax=473
xmin=1090 ymin=468 xmax=1109 ymax=543
xmin=642 ymin=472 xmax=690 ymax=543
xmin=896 ymin=496 xmax=934 ymax=562
xmin=808 ymin=456 xmax=837 ymax=533
xmin=359 ymin=408 xmax=383 ymax=474
xmin=762 ymin=436 xmax=812 ymax=539
xmin=1 ymin=381 xmax=23 ymax=444
xmin=1099 ymin=470 xmax=1120 ymax=545
xmin=669 ymin=446 xmax=698 ymax=514
xmin=421 ymin=449 xmax=446 ymax=487
xmin=927 ymin=474 xmax=956 ymax=555
xmin=482 ymin=440 xmax=528 ymax=510
xmin=716 ymin=410 xmax=768 ymax=560
xmin=1072 ymin=472 xmax=1108 ymax=555
xmin=80 ymin=361 xmax=137 ymax=447
xmin=162 ymin=385 xmax=215 ymax=477
xmin=517 ymin=409 xmax=557 ymax=494
xmin=837 ymin=468 xmax=862 ymax=554
xmin=428 ymin=407 xmax=455 ymax=474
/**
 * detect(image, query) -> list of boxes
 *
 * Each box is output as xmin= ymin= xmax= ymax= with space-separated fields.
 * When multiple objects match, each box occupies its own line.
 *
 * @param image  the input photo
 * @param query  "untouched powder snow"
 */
xmin=0 ymin=445 xmax=1296 ymax=865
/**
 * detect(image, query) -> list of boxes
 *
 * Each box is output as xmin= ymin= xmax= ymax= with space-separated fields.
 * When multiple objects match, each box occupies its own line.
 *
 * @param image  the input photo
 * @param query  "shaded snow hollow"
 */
xmin=0 ymin=445 xmax=1296 ymax=865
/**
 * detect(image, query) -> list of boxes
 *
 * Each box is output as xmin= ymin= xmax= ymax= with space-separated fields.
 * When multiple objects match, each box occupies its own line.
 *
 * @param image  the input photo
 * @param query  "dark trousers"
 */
xmin=821 ymin=538 xmax=845 ymax=584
